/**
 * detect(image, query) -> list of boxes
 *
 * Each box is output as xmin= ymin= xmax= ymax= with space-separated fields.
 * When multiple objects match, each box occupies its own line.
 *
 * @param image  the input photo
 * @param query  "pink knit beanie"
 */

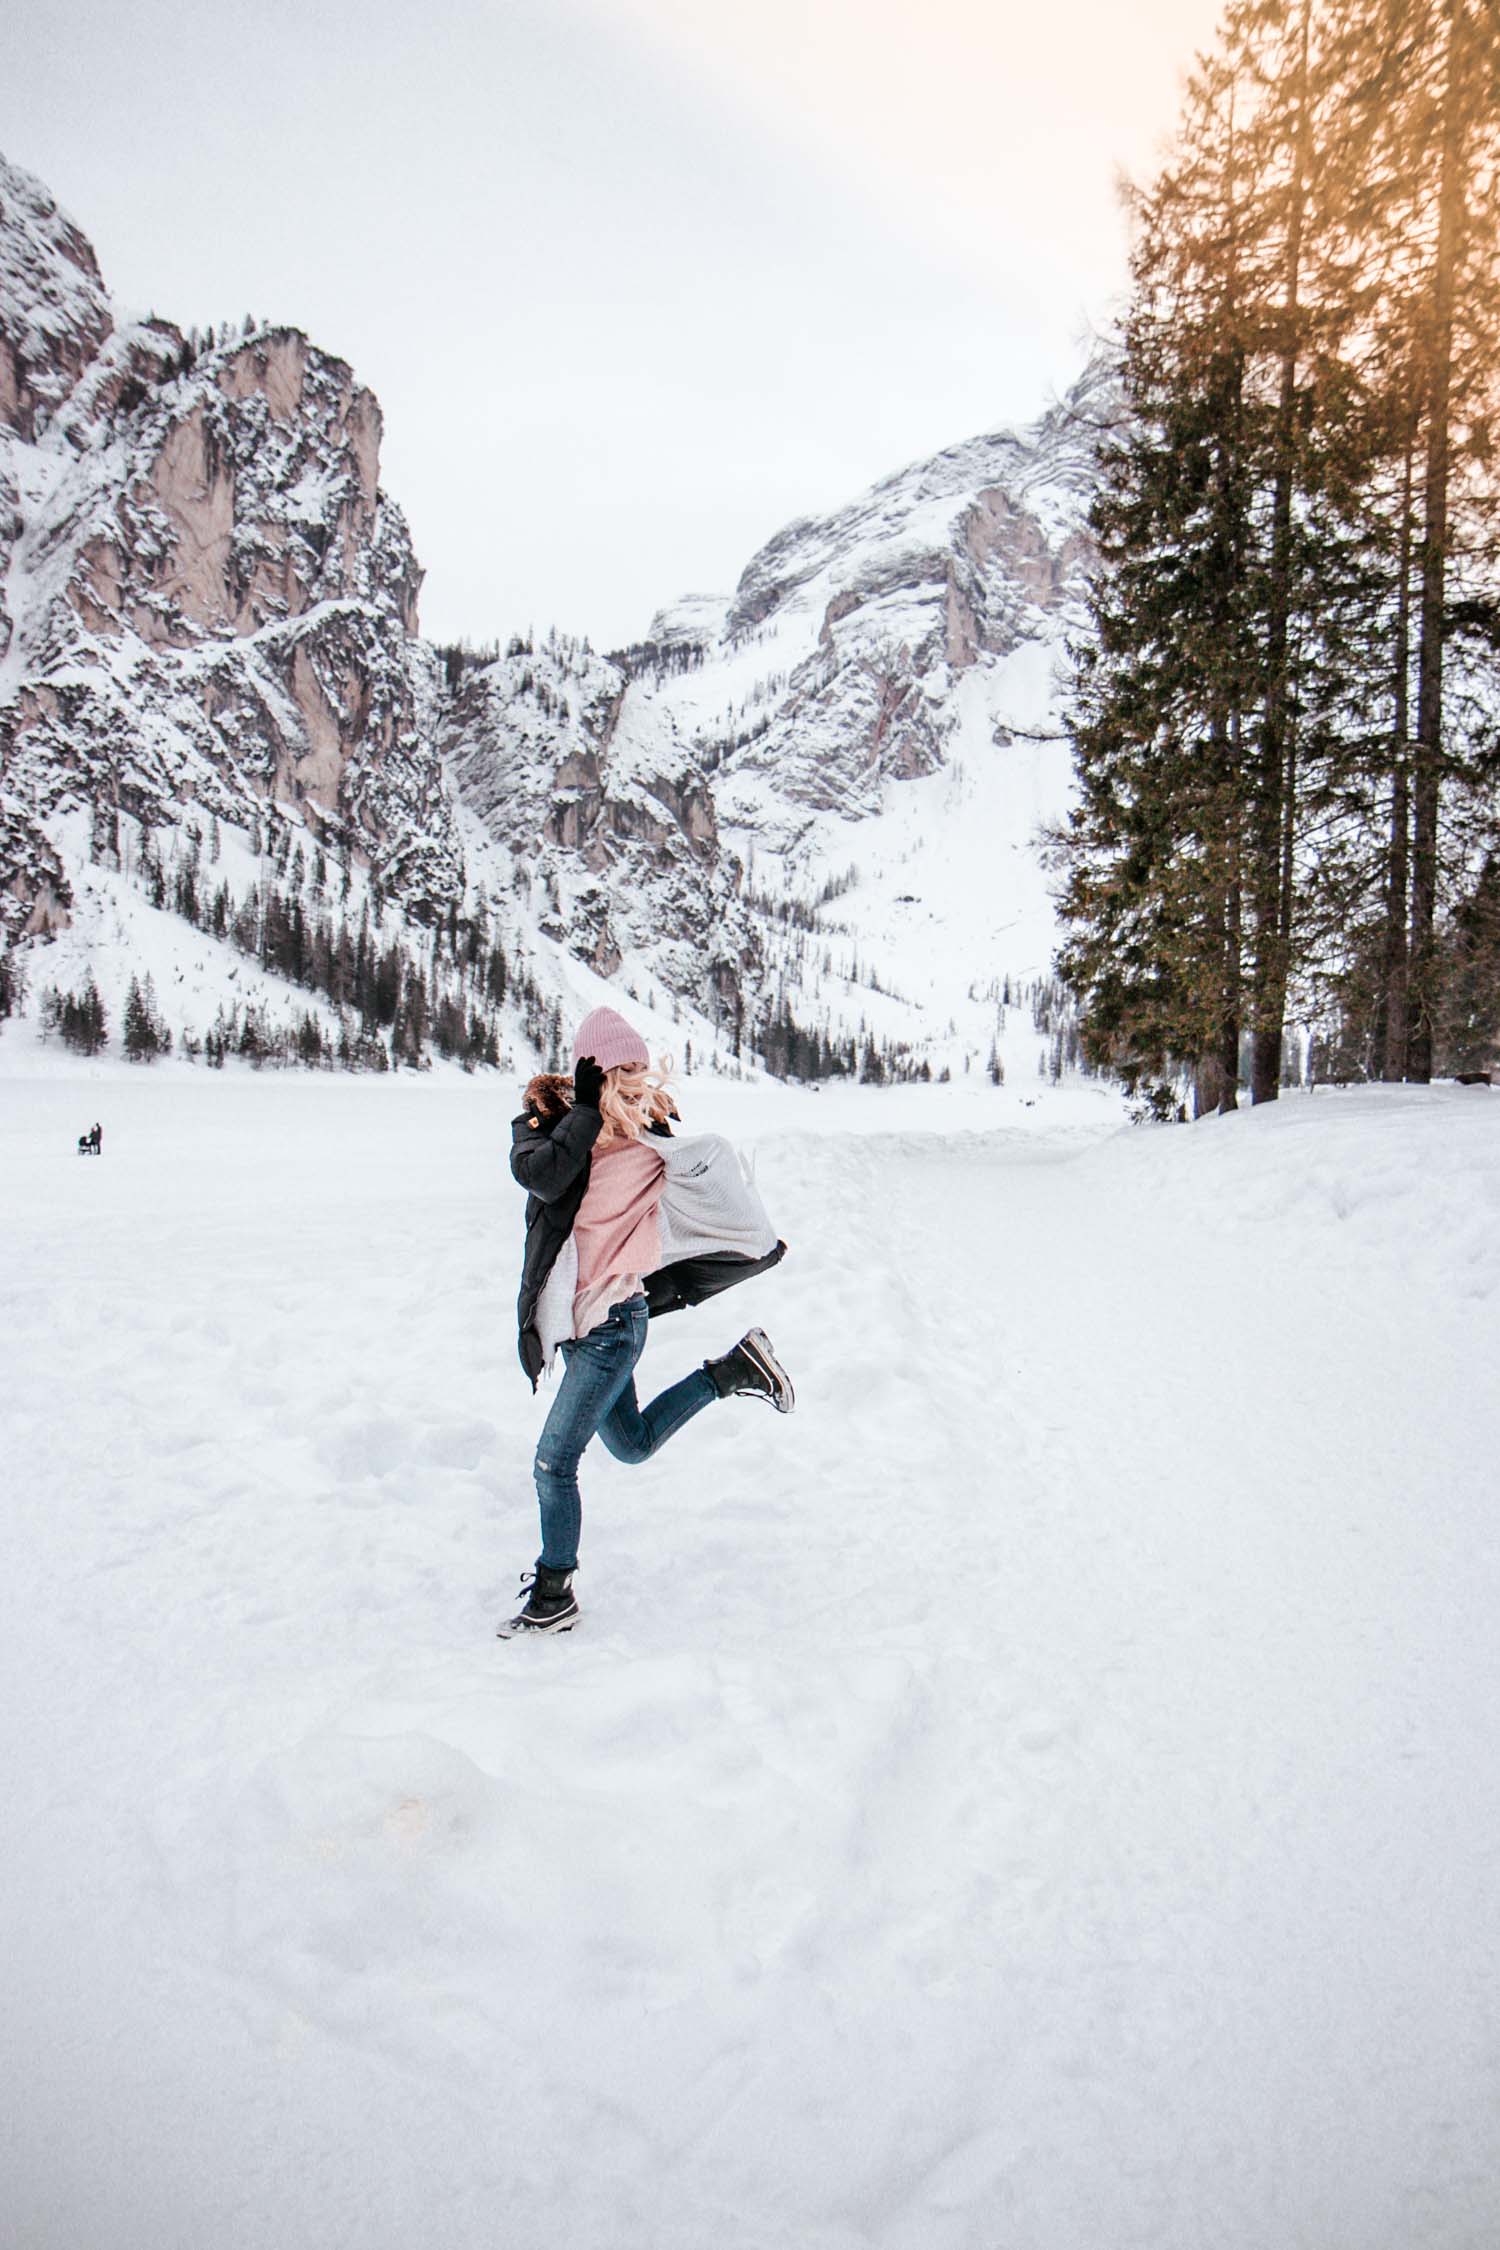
xmin=572 ymin=1004 xmax=650 ymax=1075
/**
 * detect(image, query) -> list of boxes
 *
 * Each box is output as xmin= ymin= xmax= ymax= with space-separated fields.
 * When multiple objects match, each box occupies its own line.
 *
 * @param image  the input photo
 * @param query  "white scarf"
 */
xmin=533 ymin=1132 xmax=778 ymax=1376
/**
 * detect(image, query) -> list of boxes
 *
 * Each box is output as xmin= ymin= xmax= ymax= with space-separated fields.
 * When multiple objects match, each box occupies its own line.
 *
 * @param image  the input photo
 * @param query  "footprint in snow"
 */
xmin=1012 ymin=1711 xmax=1068 ymax=1754
xmin=412 ymin=1416 xmax=498 ymax=1471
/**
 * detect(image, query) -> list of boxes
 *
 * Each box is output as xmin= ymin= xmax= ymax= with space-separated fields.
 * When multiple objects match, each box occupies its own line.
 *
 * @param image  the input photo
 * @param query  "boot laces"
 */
xmin=514 ymin=1569 xmax=571 ymax=1608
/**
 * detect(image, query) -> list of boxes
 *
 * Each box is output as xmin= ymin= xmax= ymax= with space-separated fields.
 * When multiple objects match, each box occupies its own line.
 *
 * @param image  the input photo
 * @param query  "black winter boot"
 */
xmin=497 ymin=1565 xmax=579 ymax=1638
xmin=704 ymin=1328 xmax=795 ymax=1414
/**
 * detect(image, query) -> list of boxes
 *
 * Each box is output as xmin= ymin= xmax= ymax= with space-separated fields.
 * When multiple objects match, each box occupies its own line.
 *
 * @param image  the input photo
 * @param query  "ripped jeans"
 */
xmin=533 ymin=1294 xmax=717 ymax=1572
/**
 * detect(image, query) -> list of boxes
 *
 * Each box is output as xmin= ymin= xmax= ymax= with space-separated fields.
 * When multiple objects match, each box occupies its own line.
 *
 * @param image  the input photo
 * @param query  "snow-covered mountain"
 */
xmin=1 ymin=149 xmax=1106 ymax=1077
xmin=428 ymin=361 xmax=1108 ymax=1076
xmin=630 ymin=378 xmax=1105 ymax=1069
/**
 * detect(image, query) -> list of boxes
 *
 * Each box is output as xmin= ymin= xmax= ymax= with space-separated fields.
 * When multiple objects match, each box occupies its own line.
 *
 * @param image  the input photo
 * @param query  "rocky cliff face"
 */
xmin=0 ymin=152 xmax=457 ymax=944
xmin=439 ymin=635 xmax=754 ymax=1008
xmin=643 ymin=384 xmax=1100 ymax=851
xmin=0 ymin=158 xmax=112 ymax=445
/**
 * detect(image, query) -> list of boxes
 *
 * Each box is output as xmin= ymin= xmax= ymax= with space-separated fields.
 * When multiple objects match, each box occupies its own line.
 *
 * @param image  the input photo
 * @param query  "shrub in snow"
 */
xmin=0 ymin=948 xmax=27 ymax=1023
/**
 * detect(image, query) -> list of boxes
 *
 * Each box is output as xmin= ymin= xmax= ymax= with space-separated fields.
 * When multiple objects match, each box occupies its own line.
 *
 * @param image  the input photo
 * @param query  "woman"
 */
xmin=501 ymin=1004 xmax=793 ymax=1637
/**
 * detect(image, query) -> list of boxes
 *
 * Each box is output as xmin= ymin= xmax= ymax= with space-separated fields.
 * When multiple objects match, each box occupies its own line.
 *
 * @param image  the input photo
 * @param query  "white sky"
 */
xmin=7 ymin=0 xmax=1226 ymax=649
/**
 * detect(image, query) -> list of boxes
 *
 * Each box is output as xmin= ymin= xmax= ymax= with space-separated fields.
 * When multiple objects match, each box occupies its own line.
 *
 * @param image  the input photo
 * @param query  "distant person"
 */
xmin=501 ymin=1004 xmax=791 ymax=1637
xmin=92 ymin=1122 xmax=102 ymax=1153
xmin=77 ymin=1123 xmax=102 ymax=1155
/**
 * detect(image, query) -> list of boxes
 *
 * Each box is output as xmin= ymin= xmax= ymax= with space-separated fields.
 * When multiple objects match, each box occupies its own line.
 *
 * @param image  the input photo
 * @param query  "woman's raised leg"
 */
xmin=596 ymin=1361 xmax=717 ymax=1465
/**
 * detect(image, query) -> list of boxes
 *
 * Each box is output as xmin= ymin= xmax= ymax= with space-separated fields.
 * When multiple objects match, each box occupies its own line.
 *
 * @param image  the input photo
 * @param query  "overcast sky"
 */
xmin=8 ymin=0 xmax=1226 ymax=649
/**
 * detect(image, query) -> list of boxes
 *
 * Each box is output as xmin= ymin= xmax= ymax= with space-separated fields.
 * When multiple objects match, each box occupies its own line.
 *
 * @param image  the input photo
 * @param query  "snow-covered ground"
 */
xmin=3 ymin=1060 xmax=1498 ymax=2250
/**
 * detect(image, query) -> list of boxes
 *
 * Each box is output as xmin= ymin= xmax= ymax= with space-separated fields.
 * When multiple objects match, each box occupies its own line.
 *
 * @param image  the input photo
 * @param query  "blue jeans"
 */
xmin=533 ymin=1295 xmax=717 ymax=1571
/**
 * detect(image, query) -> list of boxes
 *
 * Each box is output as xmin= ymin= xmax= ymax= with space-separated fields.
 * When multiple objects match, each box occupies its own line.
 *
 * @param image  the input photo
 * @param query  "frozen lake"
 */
xmin=2 ymin=1060 xmax=1498 ymax=2249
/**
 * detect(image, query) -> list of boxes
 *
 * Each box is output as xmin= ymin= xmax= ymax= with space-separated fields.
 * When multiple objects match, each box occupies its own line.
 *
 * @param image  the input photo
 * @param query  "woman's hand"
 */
xmin=573 ymin=1055 xmax=605 ymax=1110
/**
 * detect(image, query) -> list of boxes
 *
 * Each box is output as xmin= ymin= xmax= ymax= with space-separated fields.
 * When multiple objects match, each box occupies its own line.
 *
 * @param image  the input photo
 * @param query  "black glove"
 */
xmin=573 ymin=1055 xmax=605 ymax=1111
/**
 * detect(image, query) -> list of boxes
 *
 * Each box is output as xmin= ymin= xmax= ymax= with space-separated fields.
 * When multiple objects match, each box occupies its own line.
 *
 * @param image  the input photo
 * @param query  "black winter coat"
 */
xmin=510 ymin=1100 xmax=603 ymax=1388
xmin=509 ymin=1107 xmax=787 ymax=1388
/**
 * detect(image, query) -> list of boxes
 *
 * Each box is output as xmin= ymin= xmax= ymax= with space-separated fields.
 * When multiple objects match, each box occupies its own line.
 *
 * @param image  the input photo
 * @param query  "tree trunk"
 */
xmin=1196 ymin=689 xmax=1243 ymax=1120
xmin=1408 ymin=0 xmax=1466 ymax=1083
xmin=1378 ymin=425 xmax=1417 ymax=1079
xmin=1221 ymin=711 xmax=1245 ymax=1110
xmin=1251 ymin=0 xmax=1315 ymax=1104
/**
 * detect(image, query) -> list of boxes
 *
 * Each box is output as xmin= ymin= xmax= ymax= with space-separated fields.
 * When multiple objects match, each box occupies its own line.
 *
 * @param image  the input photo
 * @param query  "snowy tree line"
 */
xmin=1055 ymin=0 xmax=1500 ymax=1114
xmin=24 ymin=813 xmax=577 ymax=1074
xmin=743 ymin=865 xmax=860 ymax=935
xmin=756 ymin=995 xmax=938 ymax=1084
xmin=608 ymin=636 xmax=709 ymax=684
xmin=134 ymin=825 xmax=520 ymax=1071
xmin=435 ymin=628 xmax=607 ymax=698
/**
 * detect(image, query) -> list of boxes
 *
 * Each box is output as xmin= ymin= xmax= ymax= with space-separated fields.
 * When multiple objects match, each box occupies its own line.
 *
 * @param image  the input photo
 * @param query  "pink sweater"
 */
xmin=571 ymin=1137 xmax=665 ymax=1336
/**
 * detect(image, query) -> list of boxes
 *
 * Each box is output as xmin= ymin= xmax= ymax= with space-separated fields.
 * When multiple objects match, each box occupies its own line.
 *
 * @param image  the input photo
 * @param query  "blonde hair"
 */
xmin=598 ymin=1055 xmax=676 ymax=1142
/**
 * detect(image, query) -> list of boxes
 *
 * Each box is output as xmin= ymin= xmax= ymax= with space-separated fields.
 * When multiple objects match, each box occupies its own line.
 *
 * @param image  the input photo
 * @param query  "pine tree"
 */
xmin=123 ymin=977 xmax=148 ymax=1060
xmin=1057 ymin=153 xmax=1260 ymax=1111
xmin=1309 ymin=0 xmax=1500 ymax=1074
xmin=123 ymin=974 xmax=169 ymax=1062
xmin=0 ymin=947 xmax=25 ymax=1022
xmin=1435 ymin=854 xmax=1500 ymax=1071
xmin=1398 ymin=1 xmax=1497 ymax=1077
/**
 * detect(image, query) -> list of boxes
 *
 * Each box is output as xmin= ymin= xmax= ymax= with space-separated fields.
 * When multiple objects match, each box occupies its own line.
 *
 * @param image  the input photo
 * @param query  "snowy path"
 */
xmin=3 ymin=1072 xmax=1498 ymax=2249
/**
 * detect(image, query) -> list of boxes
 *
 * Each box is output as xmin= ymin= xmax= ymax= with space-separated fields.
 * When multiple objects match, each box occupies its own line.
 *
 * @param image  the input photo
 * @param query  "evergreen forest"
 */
xmin=1055 ymin=0 xmax=1500 ymax=1111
